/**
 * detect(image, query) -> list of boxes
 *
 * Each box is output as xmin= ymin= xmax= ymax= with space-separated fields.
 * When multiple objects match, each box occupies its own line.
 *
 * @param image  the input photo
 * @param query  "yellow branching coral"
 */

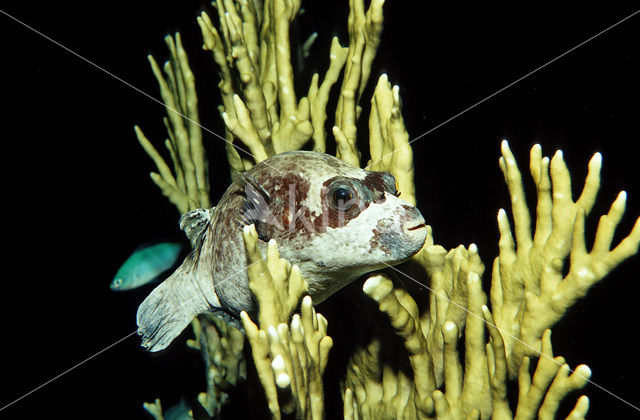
xmin=134 ymin=1 xmax=640 ymax=419
xmin=512 ymin=330 xmax=591 ymax=420
xmin=339 ymin=138 xmax=637 ymax=420
xmin=240 ymin=224 xmax=333 ymax=419
xmin=492 ymin=141 xmax=640 ymax=374
xmin=190 ymin=314 xmax=246 ymax=416
xmin=307 ymin=36 xmax=349 ymax=153
xmin=366 ymin=74 xmax=415 ymax=205
xmin=354 ymin=271 xmax=592 ymax=420
xmin=196 ymin=0 xmax=388 ymax=171
xmin=333 ymin=0 xmax=385 ymax=167
xmin=409 ymin=231 xmax=485 ymax=389
xmin=143 ymin=398 xmax=194 ymax=420
xmin=135 ymin=33 xmax=210 ymax=215
xmin=197 ymin=0 xmax=349 ymax=170
xmin=348 ymin=244 xmax=488 ymax=419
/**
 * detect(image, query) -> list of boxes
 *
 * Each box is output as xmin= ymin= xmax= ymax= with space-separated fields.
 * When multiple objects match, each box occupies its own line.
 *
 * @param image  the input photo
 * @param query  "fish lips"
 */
xmin=371 ymin=205 xmax=428 ymax=262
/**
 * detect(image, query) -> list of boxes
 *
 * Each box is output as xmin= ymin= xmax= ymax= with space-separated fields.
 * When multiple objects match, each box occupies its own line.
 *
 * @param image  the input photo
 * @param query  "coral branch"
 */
xmin=241 ymin=224 xmax=332 ymax=419
xmin=513 ymin=330 xmax=590 ymax=420
xmin=334 ymin=0 xmax=385 ymax=166
xmin=191 ymin=314 xmax=246 ymax=417
xmin=491 ymin=141 xmax=640 ymax=374
xmin=143 ymin=398 xmax=194 ymax=420
xmin=366 ymin=75 xmax=415 ymax=205
xmin=135 ymin=33 xmax=210 ymax=215
xmin=221 ymin=95 xmax=269 ymax=162
xmin=143 ymin=399 xmax=164 ymax=420
xmin=363 ymin=274 xmax=436 ymax=414
xmin=352 ymin=267 xmax=592 ymax=420
xmin=196 ymin=0 xmax=390 ymax=170
xmin=307 ymin=37 xmax=349 ymax=152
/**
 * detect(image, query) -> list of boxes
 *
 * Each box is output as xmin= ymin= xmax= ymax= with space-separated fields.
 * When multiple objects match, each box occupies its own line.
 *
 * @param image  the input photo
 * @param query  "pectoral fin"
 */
xmin=136 ymin=262 xmax=218 ymax=352
xmin=232 ymin=171 xmax=283 ymax=241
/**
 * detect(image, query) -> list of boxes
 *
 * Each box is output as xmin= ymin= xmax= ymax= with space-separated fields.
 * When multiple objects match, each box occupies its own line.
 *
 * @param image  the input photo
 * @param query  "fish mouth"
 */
xmin=407 ymin=223 xmax=426 ymax=231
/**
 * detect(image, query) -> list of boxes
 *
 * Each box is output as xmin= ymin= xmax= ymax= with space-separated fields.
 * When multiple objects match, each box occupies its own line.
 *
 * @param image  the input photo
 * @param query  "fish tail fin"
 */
xmin=136 ymin=264 xmax=216 ymax=352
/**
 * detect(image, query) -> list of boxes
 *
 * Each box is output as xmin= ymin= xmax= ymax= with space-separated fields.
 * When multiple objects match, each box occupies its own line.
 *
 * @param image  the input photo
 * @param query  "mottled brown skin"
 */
xmin=137 ymin=151 xmax=427 ymax=352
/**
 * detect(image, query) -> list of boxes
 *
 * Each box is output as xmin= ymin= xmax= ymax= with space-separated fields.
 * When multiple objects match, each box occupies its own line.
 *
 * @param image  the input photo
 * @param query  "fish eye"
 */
xmin=113 ymin=278 xmax=122 ymax=288
xmin=329 ymin=185 xmax=356 ymax=211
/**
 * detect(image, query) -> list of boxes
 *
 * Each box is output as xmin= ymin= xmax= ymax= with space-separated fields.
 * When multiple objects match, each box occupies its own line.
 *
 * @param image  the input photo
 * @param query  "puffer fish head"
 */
xmin=217 ymin=151 xmax=428 ymax=305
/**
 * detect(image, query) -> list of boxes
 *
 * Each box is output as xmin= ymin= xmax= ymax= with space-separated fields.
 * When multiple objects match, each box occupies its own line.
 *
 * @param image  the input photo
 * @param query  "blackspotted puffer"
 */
xmin=137 ymin=151 xmax=427 ymax=351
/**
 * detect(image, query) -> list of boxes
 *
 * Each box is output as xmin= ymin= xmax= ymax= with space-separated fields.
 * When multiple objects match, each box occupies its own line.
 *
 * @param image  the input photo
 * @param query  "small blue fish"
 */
xmin=111 ymin=242 xmax=182 ymax=291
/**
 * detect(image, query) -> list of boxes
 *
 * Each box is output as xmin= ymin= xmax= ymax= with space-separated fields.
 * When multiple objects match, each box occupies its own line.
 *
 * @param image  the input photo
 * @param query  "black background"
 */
xmin=1 ymin=1 xmax=639 ymax=418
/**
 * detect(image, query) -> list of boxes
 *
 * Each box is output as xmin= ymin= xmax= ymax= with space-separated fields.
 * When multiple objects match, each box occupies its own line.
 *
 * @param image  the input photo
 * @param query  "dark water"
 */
xmin=1 ymin=0 xmax=639 ymax=418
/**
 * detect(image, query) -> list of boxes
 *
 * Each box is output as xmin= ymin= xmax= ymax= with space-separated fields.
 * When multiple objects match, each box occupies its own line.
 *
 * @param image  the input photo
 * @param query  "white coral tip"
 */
xmin=443 ymin=321 xmax=456 ymax=332
xmin=363 ymin=275 xmax=383 ymax=294
xmin=267 ymin=325 xmax=278 ymax=339
xmin=575 ymin=364 xmax=592 ymax=379
xmin=276 ymin=373 xmax=291 ymax=388
xmin=617 ymin=190 xmax=627 ymax=201
xmin=291 ymin=314 xmax=302 ymax=332
xmin=272 ymin=354 xmax=285 ymax=370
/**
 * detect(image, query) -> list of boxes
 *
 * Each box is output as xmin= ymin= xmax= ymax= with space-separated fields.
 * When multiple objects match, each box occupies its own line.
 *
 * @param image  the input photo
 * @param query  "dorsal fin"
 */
xmin=179 ymin=208 xmax=214 ymax=248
